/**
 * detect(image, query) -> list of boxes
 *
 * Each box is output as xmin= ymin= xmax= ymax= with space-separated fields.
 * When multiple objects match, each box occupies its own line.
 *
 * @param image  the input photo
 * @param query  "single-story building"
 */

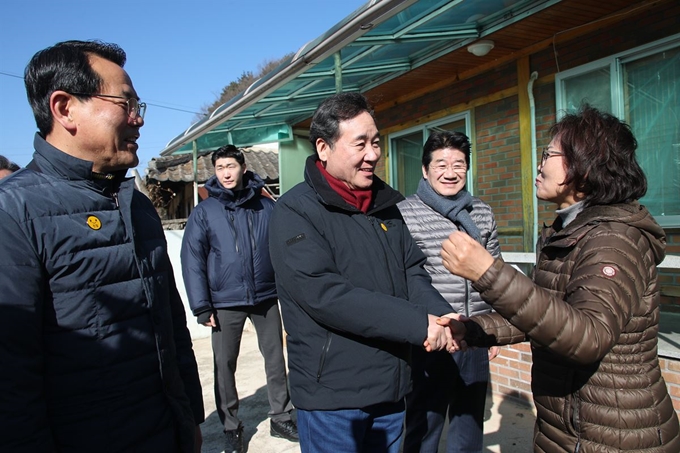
xmin=157 ymin=0 xmax=680 ymax=410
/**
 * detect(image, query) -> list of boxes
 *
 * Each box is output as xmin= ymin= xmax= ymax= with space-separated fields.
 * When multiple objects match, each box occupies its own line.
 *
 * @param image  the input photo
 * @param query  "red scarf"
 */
xmin=316 ymin=160 xmax=373 ymax=213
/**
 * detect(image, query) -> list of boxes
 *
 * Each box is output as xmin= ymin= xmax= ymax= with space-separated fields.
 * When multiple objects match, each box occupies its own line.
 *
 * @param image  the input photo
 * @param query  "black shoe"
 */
xmin=224 ymin=427 xmax=244 ymax=453
xmin=270 ymin=419 xmax=299 ymax=442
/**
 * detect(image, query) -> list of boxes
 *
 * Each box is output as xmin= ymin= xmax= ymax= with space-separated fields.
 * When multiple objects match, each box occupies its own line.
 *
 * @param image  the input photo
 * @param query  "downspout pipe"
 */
xmin=528 ymin=71 xmax=539 ymax=251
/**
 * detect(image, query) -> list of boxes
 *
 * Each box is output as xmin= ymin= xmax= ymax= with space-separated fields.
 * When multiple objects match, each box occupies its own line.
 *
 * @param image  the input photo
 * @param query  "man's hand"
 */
xmin=441 ymin=231 xmax=495 ymax=282
xmin=202 ymin=314 xmax=217 ymax=328
xmin=488 ymin=346 xmax=500 ymax=361
xmin=436 ymin=314 xmax=468 ymax=353
xmin=423 ymin=314 xmax=450 ymax=352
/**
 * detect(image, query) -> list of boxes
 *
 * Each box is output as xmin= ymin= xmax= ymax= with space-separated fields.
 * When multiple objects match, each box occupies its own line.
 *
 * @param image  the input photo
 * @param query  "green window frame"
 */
xmin=555 ymin=34 xmax=680 ymax=227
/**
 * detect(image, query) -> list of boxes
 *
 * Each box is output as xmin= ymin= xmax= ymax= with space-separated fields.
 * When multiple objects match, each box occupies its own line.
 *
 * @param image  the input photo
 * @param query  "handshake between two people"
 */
xmin=423 ymin=313 xmax=468 ymax=354
xmin=421 ymin=230 xmax=498 ymax=355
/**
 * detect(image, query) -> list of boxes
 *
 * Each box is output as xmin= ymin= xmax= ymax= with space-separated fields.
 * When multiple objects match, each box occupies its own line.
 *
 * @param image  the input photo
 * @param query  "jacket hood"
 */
xmin=303 ymin=154 xmax=404 ymax=214
xmin=560 ymin=202 xmax=666 ymax=265
xmin=204 ymin=170 xmax=265 ymax=208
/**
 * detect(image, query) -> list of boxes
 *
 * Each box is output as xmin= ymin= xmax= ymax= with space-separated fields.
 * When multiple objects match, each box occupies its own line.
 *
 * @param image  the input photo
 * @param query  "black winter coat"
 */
xmin=269 ymin=155 xmax=452 ymax=411
xmin=0 ymin=135 xmax=204 ymax=453
xmin=181 ymin=172 xmax=277 ymax=315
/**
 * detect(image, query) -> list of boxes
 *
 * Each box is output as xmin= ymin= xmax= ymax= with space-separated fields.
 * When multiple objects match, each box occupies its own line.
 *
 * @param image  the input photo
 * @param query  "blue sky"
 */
xmin=0 ymin=0 xmax=367 ymax=173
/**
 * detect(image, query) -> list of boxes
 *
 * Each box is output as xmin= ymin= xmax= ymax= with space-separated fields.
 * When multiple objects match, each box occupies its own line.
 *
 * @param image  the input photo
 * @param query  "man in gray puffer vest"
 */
xmin=399 ymin=131 xmax=501 ymax=453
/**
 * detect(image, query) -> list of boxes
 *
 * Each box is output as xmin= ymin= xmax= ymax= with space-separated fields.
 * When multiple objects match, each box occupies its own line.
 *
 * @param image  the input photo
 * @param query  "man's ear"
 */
xmin=316 ymin=138 xmax=331 ymax=163
xmin=50 ymin=91 xmax=78 ymax=133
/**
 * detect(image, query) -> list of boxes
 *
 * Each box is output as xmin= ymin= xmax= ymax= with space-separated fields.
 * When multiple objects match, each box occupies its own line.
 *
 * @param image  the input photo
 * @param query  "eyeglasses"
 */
xmin=68 ymin=92 xmax=146 ymax=120
xmin=540 ymin=147 xmax=563 ymax=166
xmin=429 ymin=163 xmax=468 ymax=174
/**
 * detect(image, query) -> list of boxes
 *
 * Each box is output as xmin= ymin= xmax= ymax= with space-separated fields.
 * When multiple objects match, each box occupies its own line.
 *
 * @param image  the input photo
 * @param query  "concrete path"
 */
xmin=194 ymin=330 xmax=535 ymax=452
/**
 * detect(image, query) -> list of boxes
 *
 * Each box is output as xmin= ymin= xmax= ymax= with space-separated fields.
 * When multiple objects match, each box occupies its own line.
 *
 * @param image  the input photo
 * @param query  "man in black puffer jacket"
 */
xmin=269 ymin=92 xmax=462 ymax=453
xmin=0 ymin=40 xmax=204 ymax=453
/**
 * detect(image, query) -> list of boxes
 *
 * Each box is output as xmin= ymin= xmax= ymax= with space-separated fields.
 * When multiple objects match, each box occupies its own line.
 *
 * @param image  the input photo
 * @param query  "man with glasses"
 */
xmin=0 ymin=40 xmax=204 ymax=452
xmin=398 ymin=130 xmax=501 ymax=453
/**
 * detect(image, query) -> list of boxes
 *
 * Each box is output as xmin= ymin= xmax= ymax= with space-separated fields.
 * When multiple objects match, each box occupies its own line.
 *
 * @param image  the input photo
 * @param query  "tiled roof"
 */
xmin=146 ymin=147 xmax=279 ymax=183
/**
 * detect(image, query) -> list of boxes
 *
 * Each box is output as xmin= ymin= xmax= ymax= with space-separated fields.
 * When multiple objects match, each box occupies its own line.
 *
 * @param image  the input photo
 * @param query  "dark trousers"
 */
xmin=212 ymin=298 xmax=293 ymax=431
xmin=403 ymin=347 xmax=490 ymax=453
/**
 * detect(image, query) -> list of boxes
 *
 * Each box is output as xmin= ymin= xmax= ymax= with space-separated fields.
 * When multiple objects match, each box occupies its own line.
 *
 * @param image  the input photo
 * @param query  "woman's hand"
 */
xmin=441 ymin=231 xmax=495 ymax=282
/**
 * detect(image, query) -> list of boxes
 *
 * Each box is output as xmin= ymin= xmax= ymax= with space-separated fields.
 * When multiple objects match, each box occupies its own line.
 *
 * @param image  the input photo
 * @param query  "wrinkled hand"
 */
xmin=436 ymin=314 xmax=468 ymax=353
xmin=441 ymin=231 xmax=495 ymax=282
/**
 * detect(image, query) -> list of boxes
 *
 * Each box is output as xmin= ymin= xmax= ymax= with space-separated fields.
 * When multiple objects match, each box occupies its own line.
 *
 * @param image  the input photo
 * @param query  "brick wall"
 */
xmin=474 ymin=98 xmax=524 ymax=251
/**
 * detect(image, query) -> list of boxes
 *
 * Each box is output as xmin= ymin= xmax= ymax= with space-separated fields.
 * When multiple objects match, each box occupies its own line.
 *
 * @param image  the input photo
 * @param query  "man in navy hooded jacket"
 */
xmin=181 ymin=145 xmax=297 ymax=453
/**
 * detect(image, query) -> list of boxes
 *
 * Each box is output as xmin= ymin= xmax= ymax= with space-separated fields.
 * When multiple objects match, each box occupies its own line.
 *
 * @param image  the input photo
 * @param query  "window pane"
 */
xmin=625 ymin=47 xmax=680 ymax=217
xmin=562 ymin=67 xmax=612 ymax=113
xmin=392 ymin=131 xmax=422 ymax=196
xmin=428 ymin=119 xmax=466 ymax=134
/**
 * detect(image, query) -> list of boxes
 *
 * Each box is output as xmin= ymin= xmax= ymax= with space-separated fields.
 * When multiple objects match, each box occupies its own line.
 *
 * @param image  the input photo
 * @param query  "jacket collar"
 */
xmin=303 ymin=154 xmax=404 ymax=214
xmin=30 ymin=133 xmax=127 ymax=184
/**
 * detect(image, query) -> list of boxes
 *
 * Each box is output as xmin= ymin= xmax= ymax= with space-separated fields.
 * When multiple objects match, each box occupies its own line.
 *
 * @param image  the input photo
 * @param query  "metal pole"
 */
xmin=192 ymin=140 xmax=198 ymax=207
xmin=334 ymin=52 xmax=342 ymax=93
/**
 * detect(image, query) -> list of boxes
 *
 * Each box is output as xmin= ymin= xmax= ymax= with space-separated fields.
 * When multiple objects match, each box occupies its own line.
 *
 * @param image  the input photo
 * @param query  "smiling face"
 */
xmin=70 ymin=55 xmax=143 ymax=173
xmin=535 ymin=139 xmax=580 ymax=208
xmin=423 ymin=147 xmax=468 ymax=197
xmin=316 ymin=111 xmax=381 ymax=190
xmin=214 ymin=156 xmax=246 ymax=190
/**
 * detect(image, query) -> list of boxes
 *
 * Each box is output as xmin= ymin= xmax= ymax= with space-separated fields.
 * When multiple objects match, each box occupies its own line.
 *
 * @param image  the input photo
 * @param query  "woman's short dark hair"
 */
xmin=550 ymin=104 xmax=646 ymax=206
xmin=309 ymin=92 xmax=376 ymax=151
xmin=422 ymin=131 xmax=471 ymax=168
xmin=211 ymin=144 xmax=245 ymax=167
xmin=24 ymin=40 xmax=127 ymax=137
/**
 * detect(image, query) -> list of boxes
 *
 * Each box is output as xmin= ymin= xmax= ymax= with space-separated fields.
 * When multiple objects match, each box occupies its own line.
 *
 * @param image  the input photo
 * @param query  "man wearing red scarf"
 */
xmin=269 ymin=92 xmax=464 ymax=453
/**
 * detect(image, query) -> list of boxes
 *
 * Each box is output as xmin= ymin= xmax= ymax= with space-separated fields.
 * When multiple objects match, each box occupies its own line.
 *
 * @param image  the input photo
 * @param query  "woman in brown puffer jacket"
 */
xmin=439 ymin=105 xmax=680 ymax=452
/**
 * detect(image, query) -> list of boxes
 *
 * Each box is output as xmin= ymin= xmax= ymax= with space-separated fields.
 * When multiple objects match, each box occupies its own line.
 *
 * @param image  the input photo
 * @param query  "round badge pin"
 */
xmin=87 ymin=215 xmax=102 ymax=230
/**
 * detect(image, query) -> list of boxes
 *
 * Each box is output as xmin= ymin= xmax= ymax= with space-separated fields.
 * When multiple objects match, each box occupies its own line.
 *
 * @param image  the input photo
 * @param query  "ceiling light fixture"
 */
xmin=467 ymin=40 xmax=494 ymax=57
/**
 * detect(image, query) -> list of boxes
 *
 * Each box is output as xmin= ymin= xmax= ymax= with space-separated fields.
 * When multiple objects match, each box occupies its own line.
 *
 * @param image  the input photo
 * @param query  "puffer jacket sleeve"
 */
xmin=181 ymin=206 xmax=212 ymax=316
xmin=0 ymin=209 xmax=55 ymax=451
xmin=472 ymin=226 xmax=644 ymax=364
xmin=269 ymin=198 xmax=431 ymax=346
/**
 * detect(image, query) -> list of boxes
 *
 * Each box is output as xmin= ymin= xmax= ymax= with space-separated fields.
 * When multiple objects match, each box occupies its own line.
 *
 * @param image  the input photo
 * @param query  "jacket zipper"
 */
xmin=464 ymin=280 xmax=470 ymax=317
xmin=316 ymin=331 xmax=332 ymax=382
xmin=572 ymin=392 xmax=581 ymax=453
xmin=229 ymin=214 xmax=239 ymax=253
xmin=248 ymin=211 xmax=256 ymax=251
xmin=112 ymin=191 xmax=119 ymax=208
